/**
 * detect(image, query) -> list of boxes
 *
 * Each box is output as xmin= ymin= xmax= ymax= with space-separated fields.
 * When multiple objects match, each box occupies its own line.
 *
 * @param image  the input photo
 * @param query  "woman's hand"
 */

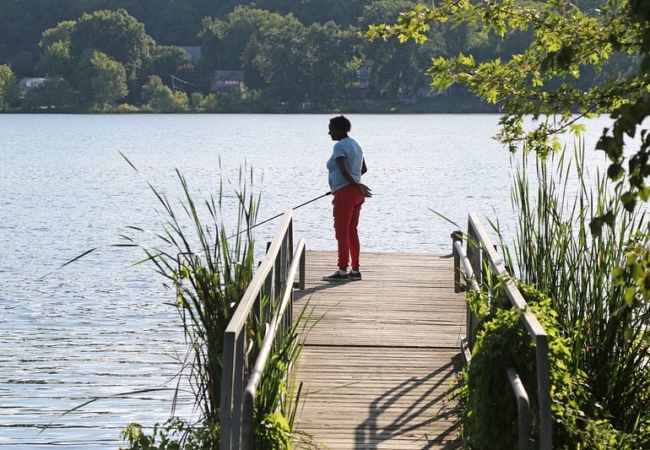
xmin=357 ymin=183 xmax=372 ymax=198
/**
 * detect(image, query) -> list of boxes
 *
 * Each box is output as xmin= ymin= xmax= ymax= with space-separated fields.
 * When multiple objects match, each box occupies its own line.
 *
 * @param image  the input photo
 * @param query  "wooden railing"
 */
xmin=220 ymin=210 xmax=306 ymax=450
xmin=453 ymin=212 xmax=552 ymax=450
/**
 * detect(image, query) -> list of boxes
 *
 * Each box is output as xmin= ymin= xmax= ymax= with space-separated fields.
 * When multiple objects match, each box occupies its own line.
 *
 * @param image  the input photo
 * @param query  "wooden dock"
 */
xmin=292 ymin=251 xmax=466 ymax=449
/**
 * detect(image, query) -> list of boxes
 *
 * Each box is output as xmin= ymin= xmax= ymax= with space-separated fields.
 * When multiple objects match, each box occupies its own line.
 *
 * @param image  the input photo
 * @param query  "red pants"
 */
xmin=332 ymin=184 xmax=365 ymax=268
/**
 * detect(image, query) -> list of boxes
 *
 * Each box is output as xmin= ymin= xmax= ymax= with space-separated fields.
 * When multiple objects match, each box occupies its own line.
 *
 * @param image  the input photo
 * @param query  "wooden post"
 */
xmin=452 ymin=231 xmax=463 ymax=293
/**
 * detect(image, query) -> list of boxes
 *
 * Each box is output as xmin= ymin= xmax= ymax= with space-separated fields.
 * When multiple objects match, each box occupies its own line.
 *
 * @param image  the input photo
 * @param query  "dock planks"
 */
xmin=292 ymin=251 xmax=466 ymax=449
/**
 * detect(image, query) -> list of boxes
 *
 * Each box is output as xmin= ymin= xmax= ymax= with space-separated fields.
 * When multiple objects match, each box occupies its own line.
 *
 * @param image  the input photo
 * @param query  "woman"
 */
xmin=322 ymin=115 xmax=372 ymax=282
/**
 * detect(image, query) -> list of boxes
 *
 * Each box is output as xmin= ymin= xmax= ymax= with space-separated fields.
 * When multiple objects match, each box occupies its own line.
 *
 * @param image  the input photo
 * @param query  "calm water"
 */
xmin=0 ymin=114 xmax=612 ymax=447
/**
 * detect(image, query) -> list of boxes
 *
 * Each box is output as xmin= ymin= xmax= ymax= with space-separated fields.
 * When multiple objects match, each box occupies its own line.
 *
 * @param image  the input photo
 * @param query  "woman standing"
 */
xmin=322 ymin=115 xmax=372 ymax=282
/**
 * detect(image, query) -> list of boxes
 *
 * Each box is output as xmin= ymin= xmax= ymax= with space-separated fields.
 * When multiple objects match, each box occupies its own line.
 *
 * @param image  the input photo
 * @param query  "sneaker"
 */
xmin=348 ymin=271 xmax=362 ymax=281
xmin=322 ymin=270 xmax=349 ymax=282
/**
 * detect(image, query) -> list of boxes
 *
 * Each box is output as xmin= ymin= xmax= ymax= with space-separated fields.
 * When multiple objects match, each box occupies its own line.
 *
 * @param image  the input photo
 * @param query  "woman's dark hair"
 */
xmin=329 ymin=115 xmax=351 ymax=133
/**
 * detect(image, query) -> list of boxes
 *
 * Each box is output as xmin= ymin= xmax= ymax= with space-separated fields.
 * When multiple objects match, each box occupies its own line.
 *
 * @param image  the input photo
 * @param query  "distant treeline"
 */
xmin=0 ymin=0 xmax=635 ymax=113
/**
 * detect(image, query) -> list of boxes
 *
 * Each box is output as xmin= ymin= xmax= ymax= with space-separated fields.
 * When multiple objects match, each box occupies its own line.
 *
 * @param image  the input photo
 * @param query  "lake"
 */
xmin=0 ymin=113 xmax=613 ymax=447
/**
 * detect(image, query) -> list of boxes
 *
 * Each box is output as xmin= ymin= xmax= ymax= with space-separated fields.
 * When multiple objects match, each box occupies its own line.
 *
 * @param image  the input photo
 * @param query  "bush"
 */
xmin=461 ymin=280 xmax=631 ymax=449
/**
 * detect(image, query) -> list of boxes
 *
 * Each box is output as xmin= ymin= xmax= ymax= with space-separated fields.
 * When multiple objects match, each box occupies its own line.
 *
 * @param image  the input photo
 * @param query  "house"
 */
xmin=209 ymin=70 xmax=245 ymax=93
xmin=181 ymin=46 xmax=202 ymax=62
xmin=19 ymin=77 xmax=46 ymax=99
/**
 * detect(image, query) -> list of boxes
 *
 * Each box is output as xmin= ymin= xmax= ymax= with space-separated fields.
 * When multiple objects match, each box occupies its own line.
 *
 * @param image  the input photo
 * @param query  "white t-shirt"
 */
xmin=326 ymin=137 xmax=363 ymax=193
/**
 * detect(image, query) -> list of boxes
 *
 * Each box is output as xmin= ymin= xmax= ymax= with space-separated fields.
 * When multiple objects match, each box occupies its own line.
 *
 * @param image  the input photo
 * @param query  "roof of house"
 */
xmin=19 ymin=77 xmax=46 ymax=91
xmin=181 ymin=46 xmax=202 ymax=62
xmin=210 ymin=70 xmax=245 ymax=92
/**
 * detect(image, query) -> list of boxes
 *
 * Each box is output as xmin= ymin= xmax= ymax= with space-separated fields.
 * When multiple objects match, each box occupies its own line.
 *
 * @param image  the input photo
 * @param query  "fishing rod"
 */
xmin=228 ymin=190 xmax=332 ymax=239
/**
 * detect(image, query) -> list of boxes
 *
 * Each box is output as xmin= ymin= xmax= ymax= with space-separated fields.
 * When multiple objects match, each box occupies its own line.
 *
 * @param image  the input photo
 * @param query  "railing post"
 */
xmin=536 ymin=336 xmax=553 ymax=450
xmin=506 ymin=367 xmax=531 ymax=450
xmin=298 ymin=247 xmax=306 ymax=290
xmin=220 ymin=333 xmax=235 ymax=450
xmin=452 ymin=231 xmax=463 ymax=293
xmin=221 ymin=210 xmax=306 ymax=448
xmin=466 ymin=216 xmax=481 ymax=287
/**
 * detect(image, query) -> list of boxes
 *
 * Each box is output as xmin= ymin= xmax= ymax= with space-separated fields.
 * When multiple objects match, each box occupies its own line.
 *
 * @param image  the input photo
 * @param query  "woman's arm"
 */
xmin=336 ymin=157 xmax=372 ymax=197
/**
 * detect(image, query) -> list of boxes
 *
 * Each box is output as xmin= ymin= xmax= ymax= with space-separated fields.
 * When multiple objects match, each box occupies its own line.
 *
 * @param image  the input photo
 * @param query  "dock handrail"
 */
xmin=220 ymin=210 xmax=306 ymax=450
xmin=453 ymin=212 xmax=552 ymax=450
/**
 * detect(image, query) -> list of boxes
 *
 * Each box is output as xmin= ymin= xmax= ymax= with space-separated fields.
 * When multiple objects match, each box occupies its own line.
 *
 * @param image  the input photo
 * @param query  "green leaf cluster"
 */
xmin=120 ymin=418 xmax=219 ymax=450
xmin=0 ymin=65 xmax=19 ymax=110
xmin=462 ymin=280 xmax=633 ymax=449
xmin=368 ymin=0 xmax=650 ymax=228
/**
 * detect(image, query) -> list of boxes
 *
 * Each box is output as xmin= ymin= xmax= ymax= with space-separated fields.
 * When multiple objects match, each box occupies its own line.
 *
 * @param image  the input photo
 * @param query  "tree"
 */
xmin=256 ymin=13 xmax=309 ymax=106
xmin=145 ymin=45 xmax=193 ymax=88
xmin=300 ymin=22 xmax=362 ymax=106
xmin=361 ymin=0 xmax=446 ymax=98
xmin=190 ymin=91 xmax=218 ymax=111
xmin=38 ymin=20 xmax=76 ymax=79
xmin=142 ymin=74 xmax=182 ymax=112
xmin=252 ymin=0 xmax=369 ymax=27
xmin=240 ymin=34 xmax=268 ymax=90
xmin=76 ymin=50 xmax=128 ymax=109
xmin=70 ymin=9 xmax=154 ymax=83
xmin=200 ymin=6 xmax=345 ymax=107
xmin=196 ymin=16 xmax=228 ymax=90
xmin=200 ymin=6 xmax=289 ymax=72
xmin=11 ymin=51 xmax=38 ymax=78
xmin=0 ymin=65 xmax=18 ymax=110
xmin=366 ymin=0 xmax=650 ymax=229
xmin=366 ymin=0 xmax=650 ymax=443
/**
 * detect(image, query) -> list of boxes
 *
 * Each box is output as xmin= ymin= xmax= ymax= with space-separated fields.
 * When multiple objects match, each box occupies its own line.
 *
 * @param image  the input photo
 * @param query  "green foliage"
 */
xmin=10 ymin=50 xmax=37 ymax=78
xmin=70 ymin=9 xmax=154 ymax=82
xmin=120 ymin=418 xmax=219 ymax=450
xmin=241 ymin=34 xmax=268 ymax=91
xmin=189 ymin=92 xmax=218 ymax=112
xmin=113 ymin=103 xmax=141 ymax=113
xmin=128 ymin=167 xmax=258 ymax=422
xmin=614 ymin=227 xmax=650 ymax=309
xmin=0 ymin=65 xmax=18 ymax=110
xmin=142 ymin=75 xmax=186 ymax=112
xmin=453 ymin=137 xmax=650 ymax=448
xmin=20 ymin=76 xmax=77 ymax=112
xmin=146 ymin=46 xmax=193 ymax=86
xmin=462 ymin=278 xmax=635 ymax=449
xmin=508 ymin=144 xmax=650 ymax=439
xmin=7 ymin=0 xmax=523 ymax=112
xmin=366 ymin=0 xmax=649 ymax=229
xmin=254 ymin=412 xmax=291 ymax=449
xmin=253 ymin=299 xmax=315 ymax=448
xmin=3 ymin=0 xmax=560 ymax=111
xmin=38 ymin=21 xmax=76 ymax=79
xmin=117 ymin=162 xmax=312 ymax=448
xmin=36 ymin=12 xmax=192 ymax=109
xmin=88 ymin=51 xmax=128 ymax=109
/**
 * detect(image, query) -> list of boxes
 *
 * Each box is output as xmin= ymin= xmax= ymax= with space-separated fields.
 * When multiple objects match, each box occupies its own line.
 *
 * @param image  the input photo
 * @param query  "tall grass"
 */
xmin=121 ymin=163 xmax=259 ymax=425
xmin=118 ymin=161 xmax=314 ymax=449
xmin=506 ymin=140 xmax=650 ymax=437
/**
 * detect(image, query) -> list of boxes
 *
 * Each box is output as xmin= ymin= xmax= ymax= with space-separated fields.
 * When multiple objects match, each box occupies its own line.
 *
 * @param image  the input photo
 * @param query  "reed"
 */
xmin=506 ymin=140 xmax=650 ymax=441
xmin=121 ymin=165 xmax=259 ymax=425
xmin=117 ymin=161 xmax=316 ymax=449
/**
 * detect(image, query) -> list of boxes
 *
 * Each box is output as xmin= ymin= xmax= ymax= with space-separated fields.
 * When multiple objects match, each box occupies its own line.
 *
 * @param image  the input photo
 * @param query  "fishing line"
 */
xmin=227 ymin=190 xmax=331 ymax=239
